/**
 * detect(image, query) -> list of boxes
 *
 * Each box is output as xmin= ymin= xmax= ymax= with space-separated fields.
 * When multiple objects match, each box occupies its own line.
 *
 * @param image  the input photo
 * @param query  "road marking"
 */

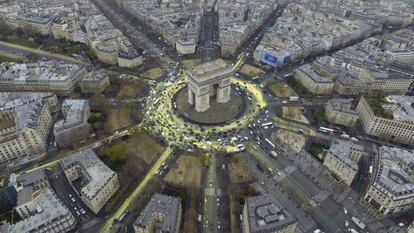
xmin=99 ymin=147 xmax=173 ymax=233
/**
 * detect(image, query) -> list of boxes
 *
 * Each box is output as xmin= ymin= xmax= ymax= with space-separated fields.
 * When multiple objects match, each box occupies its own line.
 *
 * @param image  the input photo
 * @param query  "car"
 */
xmin=80 ymin=208 xmax=86 ymax=214
xmin=71 ymin=197 xmax=76 ymax=203
xmin=343 ymin=207 xmax=348 ymax=214
xmin=345 ymin=220 xmax=349 ymax=227
xmin=76 ymin=211 xmax=81 ymax=216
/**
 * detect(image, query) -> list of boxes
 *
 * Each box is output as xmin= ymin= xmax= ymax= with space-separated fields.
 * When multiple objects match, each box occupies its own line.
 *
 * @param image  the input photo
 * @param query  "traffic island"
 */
xmin=174 ymin=86 xmax=246 ymax=126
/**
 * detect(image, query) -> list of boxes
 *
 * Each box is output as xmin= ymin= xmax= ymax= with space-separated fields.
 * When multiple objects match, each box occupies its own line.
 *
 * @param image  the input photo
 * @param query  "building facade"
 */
xmin=0 ymin=93 xmax=59 ymax=166
xmin=2 ymin=189 xmax=76 ymax=233
xmin=80 ymin=69 xmax=110 ymax=93
xmin=294 ymin=65 xmax=334 ymax=94
xmin=364 ymin=146 xmax=414 ymax=215
xmin=60 ymin=149 xmax=119 ymax=214
xmin=325 ymin=99 xmax=359 ymax=127
xmin=133 ymin=193 xmax=182 ymax=233
xmin=54 ymin=99 xmax=90 ymax=148
xmin=357 ymin=97 xmax=414 ymax=145
xmin=323 ymin=139 xmax=363 ymax=186
xmin=176 ymin=39 xmax=196 ymax=55
xmin=0 ymin=62 xmax=86 ymax=96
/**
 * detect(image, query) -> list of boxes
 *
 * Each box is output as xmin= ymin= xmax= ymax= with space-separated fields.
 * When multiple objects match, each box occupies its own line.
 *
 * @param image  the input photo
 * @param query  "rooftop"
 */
xmin=60 ymin=148 xmax=116 ymax=200
xmin=328 ymin=139 xmax=362 ymax=171
xmin=374 ymin=146 xmax=414 ymax=198
xmin=245 ymin=193 xmax=296 ymax=232
xmin=5 ymin=189 xmax=74 ymax=233
xmin=134 ymin=193 xmax=181 ymax=232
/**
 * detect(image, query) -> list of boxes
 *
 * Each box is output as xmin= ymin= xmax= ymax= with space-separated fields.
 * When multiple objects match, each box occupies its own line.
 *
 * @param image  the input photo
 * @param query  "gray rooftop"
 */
xmin=16 ymin=169 xmax=48 ymax=188
xmin=328 ymin=139 xmax=362 ymax=171
xmin=60 ymin=148 xmax=116 ymax=200
xmin=4 ymin=189 xmax=74 ymax=233
xmin=133 ymin=193 xmax=181 ymax=232
xmin=297 ymin=64 xmax=334 ymax=83
xmin=54 ymin=99 xmax=88 ymax=133
xmin=245 ymin=193 xmax=296 ymax=233
xmin=328 ymin=99 xmax=358 ymax=115
xmin=384 ymin=95 xmax=414 ymax=123
xmin=374 ymin=146 xmax=414 ymax=198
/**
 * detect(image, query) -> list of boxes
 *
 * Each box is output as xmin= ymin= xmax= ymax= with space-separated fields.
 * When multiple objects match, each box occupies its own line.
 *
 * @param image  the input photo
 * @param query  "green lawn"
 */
xmin=1 ymin=36 xmax=39 ymax=48
xmin=365 ymin=97 xmax=393 ymax=119
xmin=309 ymin=143 xmax=324 ymax=160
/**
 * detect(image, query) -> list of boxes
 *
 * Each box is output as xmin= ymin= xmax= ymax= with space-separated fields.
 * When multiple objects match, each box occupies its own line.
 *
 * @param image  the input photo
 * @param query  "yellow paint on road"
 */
xmin=22 ymin=123 xmax=144 ymax=175
xmin=100 ymin=147 xmax=173 ymax=233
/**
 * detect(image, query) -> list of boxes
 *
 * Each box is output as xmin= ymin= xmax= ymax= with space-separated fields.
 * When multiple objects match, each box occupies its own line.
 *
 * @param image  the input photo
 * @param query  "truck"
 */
xmin=289 ymin=96 xmax=299 ymax=101
xmin=270 ymin=150 xmax=279 ymax=158
xmin=351 ymin=216 xmax=366 ymax=230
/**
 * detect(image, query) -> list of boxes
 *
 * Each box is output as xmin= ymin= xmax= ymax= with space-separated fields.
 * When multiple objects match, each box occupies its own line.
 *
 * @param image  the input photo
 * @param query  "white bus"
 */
xmin=262 ymin=122 xmax=273 ymax=128
xmin=270 ymin=150 xmax=278 ymax=158
xmin=351 ymin=216 xmax=366 ymax=230
xmin=318 ymin=127 xmax=334 ymax=134
xmin=265 ymin=138 xmax=276 ymax=148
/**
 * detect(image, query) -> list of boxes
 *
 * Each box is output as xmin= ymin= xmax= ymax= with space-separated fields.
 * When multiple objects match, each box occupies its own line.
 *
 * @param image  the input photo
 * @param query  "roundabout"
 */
xmin=143 ymin=72 xmax=267 ymax=152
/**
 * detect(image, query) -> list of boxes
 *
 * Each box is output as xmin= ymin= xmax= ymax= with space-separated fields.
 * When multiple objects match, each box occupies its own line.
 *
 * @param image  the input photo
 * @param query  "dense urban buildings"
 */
xmin=61 ymin=149 xmax=120 ymax=213
xmin=0 ymin=92 xmax=58 ymax=166
xmin=0 ymin=62 xmax=86 ymax=95
xmin=1 ymin=189 xmax=76 ymax=233
xmin=0 ymin=0 xmax=414 ymax=232
xmin=133 ymin=193 xmax=182 ymax=233
xmin=364 ymin=146 xmax=414 ymax=215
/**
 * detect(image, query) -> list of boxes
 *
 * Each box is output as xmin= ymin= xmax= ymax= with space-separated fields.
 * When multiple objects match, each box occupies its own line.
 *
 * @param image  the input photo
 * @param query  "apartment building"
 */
xmin=176 ymin=39 xmax=196 ymax=55
xmin=80 ymin=69 xmax=110 ymax=93
xmin=356 ymin=96 xmax=414 ymax=145
xmin=0 ymin=62 xmax=86 ymax=96
xmin=364 ymin=146 xmax=414 ymax=215
xmin=133 ymin=193 xmax=182 ymax=233
xmin=61 ymin=149 xmax=119 ymax=213
xmin=294 ymin=64 xmax=335 ymax=95
xmin=12 ymin=169 xmax=50 ymax=191
xmin=14 ymin=14 xmax=56 ymax=35
xmin=334 ymin=70 xmax=414 ymax=96
xmin=54 ymin=99 xmax=90 ymax=147
xmin=323 ymin=139 xmax=363 ymax=186
xmin=242 ymin=193 xmax=297 ymax=233
xmin=325 ymin=99 xmax=359 ymax=127
xmin=2 ymin=189 xmax=76 ymax=233
xmin=0 ymin=97 xmax=55 ymax=165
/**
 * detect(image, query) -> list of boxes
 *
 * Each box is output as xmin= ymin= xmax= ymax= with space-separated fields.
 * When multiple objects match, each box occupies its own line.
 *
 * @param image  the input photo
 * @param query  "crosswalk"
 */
xmin=81 ymin=218 xmax=100 ymax=231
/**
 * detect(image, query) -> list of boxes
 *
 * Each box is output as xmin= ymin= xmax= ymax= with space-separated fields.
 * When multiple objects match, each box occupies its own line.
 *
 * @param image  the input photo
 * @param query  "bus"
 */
xmin=262 ymin=122 xmax=273 ymax=128
xmin=318 ymin=127 xmax=334 ymax=134
xmin=351 ymin=216 xmax=366 ymax=230
xmin=118 ymin=210 xmax=129 ymax=223
xmin=270 ymin=150 xmax=278 ymax=158
xmin=265 ymin=138 xmax=276 ymax=148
